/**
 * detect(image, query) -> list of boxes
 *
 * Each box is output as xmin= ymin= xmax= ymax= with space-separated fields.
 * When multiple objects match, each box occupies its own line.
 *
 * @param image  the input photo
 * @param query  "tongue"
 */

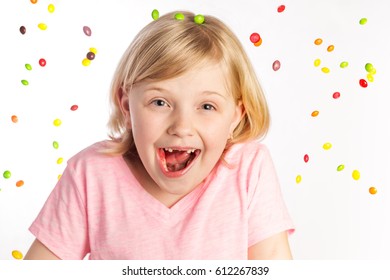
xmin=165 ymin=150 xmax=191 ymax=165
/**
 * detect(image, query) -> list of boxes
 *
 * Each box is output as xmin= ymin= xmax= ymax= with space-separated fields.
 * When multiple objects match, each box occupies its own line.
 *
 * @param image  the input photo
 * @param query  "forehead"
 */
xmin=140 ymin=61 xmax=231 ymax=94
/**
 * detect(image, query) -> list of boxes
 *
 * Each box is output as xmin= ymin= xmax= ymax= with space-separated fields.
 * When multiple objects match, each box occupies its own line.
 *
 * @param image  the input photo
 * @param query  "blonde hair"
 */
xmin=104 ymin=11 xmax=269 ymax=156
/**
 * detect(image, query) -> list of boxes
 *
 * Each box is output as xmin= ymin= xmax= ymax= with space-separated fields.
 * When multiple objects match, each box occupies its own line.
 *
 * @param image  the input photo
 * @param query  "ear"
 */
xmin=229 ymin=100 xmax=245 ymax=136
xmin=117 ymin=88 xmax=131 ymax=129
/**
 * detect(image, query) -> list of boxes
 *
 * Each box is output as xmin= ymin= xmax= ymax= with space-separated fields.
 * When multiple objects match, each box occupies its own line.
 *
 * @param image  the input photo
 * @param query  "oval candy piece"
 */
xmin=48 ymin=4 xmax=55 ymax=13
xmin=38 ymin=23 xmax=47 ymax=30
xmin=352 ymin=170 xmax=360 ymax=180
xmin=272 ymin=60 xmax=281 ymax=71
xmin=323 ymin=142 xmax=332 ymax=150
xmin=3 ymin=170 xmax=11 ymax=179
xmin=337 ymin=165 xmax=345 ymax=171
xmin=20 ymin=26 xmax=26 ymax=35
xmin=151 ymin=9 xmax=159 ymax=20
xmin=250 ymin=33 xmax=261 ymax=44
xmin=83 ymin=26 xmax=92 ymax=36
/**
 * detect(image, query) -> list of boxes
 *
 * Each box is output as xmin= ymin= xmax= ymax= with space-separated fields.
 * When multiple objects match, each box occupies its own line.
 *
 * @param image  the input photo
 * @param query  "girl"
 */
xmin=25 ymin=11 xmax=294 ymax=260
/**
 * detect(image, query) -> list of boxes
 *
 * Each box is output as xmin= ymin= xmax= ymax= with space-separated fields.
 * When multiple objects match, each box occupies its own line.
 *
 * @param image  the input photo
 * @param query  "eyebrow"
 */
xmin=144 ymin=87 xmax=227 ymax=100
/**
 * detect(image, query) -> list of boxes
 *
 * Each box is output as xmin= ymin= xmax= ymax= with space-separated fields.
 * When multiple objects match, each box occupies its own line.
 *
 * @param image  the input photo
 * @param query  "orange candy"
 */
xmin=16 ymin=180 xmax=24 ymax=187
xmin=11 ymin=115 xmax=18 ymax=123
xmin=314 ymin=38 xmax=323 ymax=45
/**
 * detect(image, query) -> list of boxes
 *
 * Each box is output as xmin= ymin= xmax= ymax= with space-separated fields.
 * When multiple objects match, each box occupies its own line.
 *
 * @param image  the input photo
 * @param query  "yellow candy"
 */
xmin=82 ymin=58 xmax=91 ymax=66
xmin=38 ymin=23 xmax=47 ymax=30
xmin=352 ymin=170 xmax=360 ymax=180
xmin=314 ymin=59 xmax=321 ymax=67
xmin=369 ymin=187 xmax=377 ymax=195
xmin=321 ymin=67 xmax=330 ymax=74
xmin=48 ymin=4 xmax=55 ymax=13
xmin=340 ymin=61 xmax=349 ymax=68
xmin=323 ymin=142 xmax=332 ymax=150
xmin=57 ymin=157 xmax=63 ymax=164
xmin=53 ymin=118 xmax=62 ymax=126
xmin=58 ymin=174 xmax=62 ymax=180
xmin=12 ymin=250 xmax=23 ymax=260
xmin=296 ymin=175 xmax=302 ymax=184
xmin=89 ymin=47 xmax=98 ymax=54
xmin=367 ymin=73 xmax=374 ymax=82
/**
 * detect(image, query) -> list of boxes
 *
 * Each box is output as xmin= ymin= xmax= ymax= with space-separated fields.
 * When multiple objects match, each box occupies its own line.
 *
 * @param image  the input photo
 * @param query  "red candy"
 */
xmin=333 ymin=92 xmax=340 ymax=99
xmin=39 ymin=58 xmax=46 ymax=67
xmin=359 ymin=79 xmax=368 ymax=88
xmin=250 ymin=33 xmax=261 ymax=44
xmin=277 ymin=5 xmax=286 ymax=13
xmin=304 ymin=154 xmax=309 ymax=163
xmin=70 ymin=105 xmax=79 ymax=111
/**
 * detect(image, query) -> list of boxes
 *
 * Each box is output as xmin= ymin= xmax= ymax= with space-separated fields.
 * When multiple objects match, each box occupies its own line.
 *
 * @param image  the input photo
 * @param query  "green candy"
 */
xmin=3 ymin=170 xmax=11 ymax=179
xmin=151 ymin=9 xmax=159 ymax=20
xmin=174 ymin=13 xmax=185 ymax=20
xmin=340 ymin=61 xmax=348 ymax=68
xmin=21 ymin=80 xmax=29 ymax=86
xmin=337 ymin=165 xmax=345 ymax=172
xmin=53 ymin=141 xmax=59 ymax=149
xmin=194 ymin=14 xmax=205 ymax=24
xmin=365 ymin=63 xmax=374 ymax=73
xmin=359 ymin=18 xmax=367 ymax=25
xmin=25 ymin=64 xmax=32 ymax=70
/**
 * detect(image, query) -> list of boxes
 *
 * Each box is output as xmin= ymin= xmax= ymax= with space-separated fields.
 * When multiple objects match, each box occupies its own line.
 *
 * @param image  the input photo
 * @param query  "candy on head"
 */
xmin=174 ymin=13 xmax=185 ymax=20
xmin=194 ymin=14 xmax=205 ymax=24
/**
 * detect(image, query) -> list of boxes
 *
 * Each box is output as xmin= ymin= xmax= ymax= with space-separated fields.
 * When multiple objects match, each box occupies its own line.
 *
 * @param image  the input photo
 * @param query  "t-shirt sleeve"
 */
xmin=29 ymin=163 xmax=90 ymax=259
xmin=247 ymin=145 xmax=295 ymax=247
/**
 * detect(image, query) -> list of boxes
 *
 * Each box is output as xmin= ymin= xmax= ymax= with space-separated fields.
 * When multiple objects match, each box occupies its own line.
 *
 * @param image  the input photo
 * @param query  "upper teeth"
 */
xmin=164 ymin=148 xmax=196 ymax=153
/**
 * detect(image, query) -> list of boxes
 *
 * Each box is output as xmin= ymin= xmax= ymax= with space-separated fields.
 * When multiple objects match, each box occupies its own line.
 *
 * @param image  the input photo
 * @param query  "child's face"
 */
xmin=120 ymin=62 xmax=243 ymax=198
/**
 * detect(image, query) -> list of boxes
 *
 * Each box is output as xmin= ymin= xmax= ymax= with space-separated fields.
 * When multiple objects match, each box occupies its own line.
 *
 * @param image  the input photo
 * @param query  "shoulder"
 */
xmin=67 ymin=140 xmax=123 ymax=171
xmin=224 ymin=140 xmax=273 ymax=166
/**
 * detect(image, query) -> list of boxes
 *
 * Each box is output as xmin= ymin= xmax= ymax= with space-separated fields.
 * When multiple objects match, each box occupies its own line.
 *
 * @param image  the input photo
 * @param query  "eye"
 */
xmin=201 ymin=103 xmax=216 ymax=111
xmin=151 ymin=99 xmax=168 ymax=107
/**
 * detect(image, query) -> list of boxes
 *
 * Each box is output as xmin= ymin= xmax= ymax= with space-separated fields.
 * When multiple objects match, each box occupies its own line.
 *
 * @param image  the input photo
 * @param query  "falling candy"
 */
xmin=86 ymin=52 xmax=95 ymax=60
xmin=337 ymin=165 xmax=345 ymax=171
xmin=277 ymin=5 xmax=286 ymax=13
xmin=296 ymin=175 xmax=302 ymax=184
xmin=70 ymin=105 xmax=78 ymax=111
xmin=359 ymin=18 xmax=368 ymax=25
xmin=311 ymin=110 xmax=319 ymax=117
xmin=48 ymin=4 xmax=55 ymax=13
xmin=367 ymin=73 xmax=374 ymax=82
xmin=25 ymin=64 xmax=32 ymax=70
xmin=327 ymin=45 xmax=334 ymax=52
xmin=16 ymin=180 xmax=24 ymax=187
xmin=53 ymin=141 xmax=59 ymax=149
xmin=304 ymin=154 xmax=309 ymax=163
xmin=12 ymin=250 xmax=23 ymax=260
xmin=272 ymin=60 xmax=281 ymax=71
xmin=340 ymin=61 xmax=348 ymax=68
xmin=11 ymin=115 xmax=18 ymax=123
xmin=323 ymin=142 xmax=332 ymax=150
xmin=333 ymin=92 xmax=340 ymax=99
xmin=83 ymin=26 xmax=92 ymax=36
xmin=369 ymin=187 xmax=377 ymax=195
xmin=53 ymin=118 xmax=62 ymax=126
xmin=57 ymin=157 xmax=63 ymax=164
xmin=314 ymin=38 xmax=323 ymax=45
xmin=250 ymin=33 xmax=261 ymax=44
xmin=38 ymin=23 xmax=47 ymax=30
xmin=39 ymin=58 xmax=46 ymax=67
xmin=20 ymin=26 xmax=26 ymax=35
xmin=254 ymin=38 xmax=262 ymax=46
xmin=3 ymin=170 xmax=11 ymax=179
xmin=82 ymin=58 xmax=91 ymax=66
xmin=352 ymin=170 xmax=360 ymax=180
xmin=30 ymin=0 xmax=38 ymax=4
xmin=321 ymin=67 xmax=330 ymax=74
xmin=151 ymin=9 xmax=159 ymax=20
xmin=314 ymin=59 xmax=321 ymax=67
xmin=359 ymin=79 xmax=368 ymax=88
xmin=365 ymin=63 xmax=374 ymax=73
xmin=89 ymin=47 xmax=98 ymax=54
xmin=21 ymin=80 xmax=29 ymax=86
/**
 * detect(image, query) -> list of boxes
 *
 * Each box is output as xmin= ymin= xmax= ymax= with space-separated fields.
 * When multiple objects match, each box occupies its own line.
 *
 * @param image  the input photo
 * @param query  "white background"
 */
xmin=0 ymin=0 xmax=389 ymax=260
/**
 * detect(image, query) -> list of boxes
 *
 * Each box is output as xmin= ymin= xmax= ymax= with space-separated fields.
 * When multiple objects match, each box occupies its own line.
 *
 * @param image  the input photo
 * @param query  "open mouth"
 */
xmin=157 ymin=147 xmax=201 ymax=177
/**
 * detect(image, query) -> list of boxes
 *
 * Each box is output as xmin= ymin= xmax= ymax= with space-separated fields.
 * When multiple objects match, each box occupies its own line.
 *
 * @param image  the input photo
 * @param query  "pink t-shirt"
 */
xmin=29 ymin=140 xmax=294 ymax=259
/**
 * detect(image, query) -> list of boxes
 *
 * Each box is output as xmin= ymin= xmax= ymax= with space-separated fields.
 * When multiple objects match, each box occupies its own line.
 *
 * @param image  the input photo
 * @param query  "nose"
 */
xmin=167 ymin=109 xmax=194 ymax=138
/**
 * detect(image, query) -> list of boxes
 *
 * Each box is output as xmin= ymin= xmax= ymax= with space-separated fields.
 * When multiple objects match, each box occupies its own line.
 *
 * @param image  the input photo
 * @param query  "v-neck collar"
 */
xmin=118 ymin=156 xmax=211 ymax=223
